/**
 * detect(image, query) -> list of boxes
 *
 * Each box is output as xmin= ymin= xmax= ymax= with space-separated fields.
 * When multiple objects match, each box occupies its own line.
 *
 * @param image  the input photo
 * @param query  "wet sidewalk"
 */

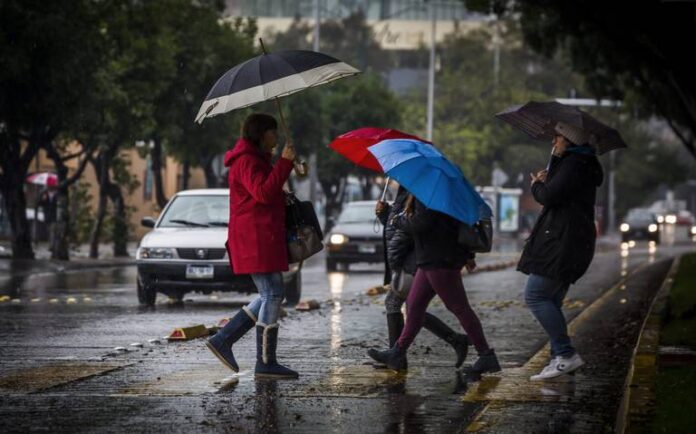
xmin=463 ymin=257 xmax=675 ymax=433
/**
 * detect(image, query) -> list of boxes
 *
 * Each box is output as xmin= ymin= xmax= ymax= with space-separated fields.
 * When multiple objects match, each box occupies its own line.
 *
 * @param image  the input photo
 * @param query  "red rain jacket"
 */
xmin=224 ymin=138 xmax=293 ymax=274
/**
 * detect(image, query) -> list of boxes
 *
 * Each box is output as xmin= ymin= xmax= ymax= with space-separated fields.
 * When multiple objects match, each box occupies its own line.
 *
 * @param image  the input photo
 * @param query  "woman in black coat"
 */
xmin=369 ymin=196 xmax=499 ymax=374
xmin=376 ymin=186 xmax=469 ymax=368
xmin=518 ymin=121 xmax=604 ymax=381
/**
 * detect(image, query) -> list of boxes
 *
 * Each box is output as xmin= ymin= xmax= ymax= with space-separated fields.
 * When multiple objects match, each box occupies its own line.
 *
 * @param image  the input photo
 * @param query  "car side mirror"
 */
xmin=141 ymin=217 xmax=156 ymax=228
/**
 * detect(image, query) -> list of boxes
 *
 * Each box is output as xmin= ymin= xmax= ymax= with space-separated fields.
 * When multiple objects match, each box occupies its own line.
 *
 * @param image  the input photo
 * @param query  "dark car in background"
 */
xmin=620 ymin=208 xmax=660 ymax=243
xmin=136 ymin=189 xmax=301 ymax=306
xmin=325 ymin=201 xmax=384 ymax=271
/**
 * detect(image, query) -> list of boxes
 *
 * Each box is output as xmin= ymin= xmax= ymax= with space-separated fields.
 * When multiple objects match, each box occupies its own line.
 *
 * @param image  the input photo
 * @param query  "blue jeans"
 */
xmin=245 ymin=272 xmax=285 ymax=325
xmin=524 ymin=274 xmax=575 ymax=358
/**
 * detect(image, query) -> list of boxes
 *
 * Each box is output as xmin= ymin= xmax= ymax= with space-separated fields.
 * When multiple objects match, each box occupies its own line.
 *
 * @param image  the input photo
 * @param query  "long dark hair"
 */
xmin=242 ymin=113 xmax=277 ymax=148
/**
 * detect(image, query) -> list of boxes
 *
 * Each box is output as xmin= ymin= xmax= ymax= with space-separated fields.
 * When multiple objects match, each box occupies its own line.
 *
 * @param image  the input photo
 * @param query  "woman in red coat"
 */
xmin=206 ymin=113 xmax=298 ymax=379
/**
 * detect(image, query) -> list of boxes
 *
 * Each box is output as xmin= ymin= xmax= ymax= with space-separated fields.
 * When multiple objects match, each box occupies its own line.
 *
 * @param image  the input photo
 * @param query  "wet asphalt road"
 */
xmin=0 ymin=242 xmax=693 ymax=433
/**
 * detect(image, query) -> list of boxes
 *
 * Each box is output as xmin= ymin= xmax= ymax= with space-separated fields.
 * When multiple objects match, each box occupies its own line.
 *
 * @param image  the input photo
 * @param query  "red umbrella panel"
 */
xmin=26 ymin=172 xmax=58 ymax=187
xmin=328 ymin=127 xmax=431 ymax=173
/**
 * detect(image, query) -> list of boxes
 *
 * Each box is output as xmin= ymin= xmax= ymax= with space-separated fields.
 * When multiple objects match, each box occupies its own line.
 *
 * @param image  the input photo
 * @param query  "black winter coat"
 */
xmin=517 ymin=150 xmax=604 ymax=284
xmin=377 ymin=188 xmax=417 ymax=275
xmin=393 ymin=198 xmax=473 ymax=270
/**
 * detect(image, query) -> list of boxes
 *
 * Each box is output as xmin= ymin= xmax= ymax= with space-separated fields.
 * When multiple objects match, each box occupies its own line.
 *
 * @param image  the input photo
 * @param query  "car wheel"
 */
xmin=326 ymin=258 xmax=337 ymax=271
xmin=284 ymin=270 xmax=302 ymax=305
xmin=137 ymin=274 xmax=156 ymax=306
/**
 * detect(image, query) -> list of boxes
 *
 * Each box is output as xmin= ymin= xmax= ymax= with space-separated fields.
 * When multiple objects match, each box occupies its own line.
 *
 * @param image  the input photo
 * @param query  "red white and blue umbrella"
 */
xmin=26 ymin=172 xmax=58 ymax=187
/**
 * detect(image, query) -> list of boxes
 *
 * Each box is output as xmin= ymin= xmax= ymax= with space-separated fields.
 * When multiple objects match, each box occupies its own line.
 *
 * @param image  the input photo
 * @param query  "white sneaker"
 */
xmin=530 ymin=354 xmax=584 ymax=381
xmin=530 ymin=358 xmax=559 ymax=381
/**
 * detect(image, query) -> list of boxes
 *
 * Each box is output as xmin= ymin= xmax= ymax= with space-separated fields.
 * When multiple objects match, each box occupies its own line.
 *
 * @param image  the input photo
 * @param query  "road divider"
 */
xmin=167 ymin=324 xmax=209 ymax=341
xmin=295 ymin=299 xmax=320 ymax=311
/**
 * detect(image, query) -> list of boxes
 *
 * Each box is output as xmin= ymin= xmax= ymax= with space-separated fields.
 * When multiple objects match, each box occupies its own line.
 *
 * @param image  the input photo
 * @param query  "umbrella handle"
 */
xmin=380 ymin=177 xmax=391 ymax=201
xmin=259 ymin=37 xmax=307 ymax=179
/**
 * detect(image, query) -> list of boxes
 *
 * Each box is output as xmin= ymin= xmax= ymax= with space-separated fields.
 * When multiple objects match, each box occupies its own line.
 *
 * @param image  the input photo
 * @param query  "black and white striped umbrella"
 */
xmin=195 ymin=50 xmax=360 ymax=124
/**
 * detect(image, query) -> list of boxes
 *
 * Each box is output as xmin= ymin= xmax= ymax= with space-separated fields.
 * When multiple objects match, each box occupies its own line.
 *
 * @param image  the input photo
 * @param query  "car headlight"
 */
xmin=329 ymin=234 xmax=348 ymax=245
xmin=691 ymin=226 xmax=696 ymax=235
xmin=657 ymin=215 xmax=665 ymax=223
xmin=665 ymin=215 xmax=677 ymax=224
xmin=137 ymin=247 xmax=175 ymax=259
xmin=620 ymin=223 xmax=630 ymax=232
xmin=648 ymin=224 xmax=658 ymax=233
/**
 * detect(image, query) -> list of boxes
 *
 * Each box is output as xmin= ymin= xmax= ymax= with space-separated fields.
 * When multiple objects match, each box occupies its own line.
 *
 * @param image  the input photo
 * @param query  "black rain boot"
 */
xmin=387 ymin=312 xmax=405 ymax=348
xmin=254 ymin=323 xmax=299 ymax=379
xmin=367 ymin=344 xmax=408 ymax=371
xmin=205 ymin=307 xmax=256 ymax=372
xmin=423 ymin=313 xmax=469 ymax=368
xmin=461 ymin=349 xmax=501 ymax=375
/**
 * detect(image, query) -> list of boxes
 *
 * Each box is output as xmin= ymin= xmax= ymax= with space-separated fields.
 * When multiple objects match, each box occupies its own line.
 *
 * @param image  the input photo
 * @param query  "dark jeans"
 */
xmin=396 ymin=267 xmax=490 ymax=354
xmin=524 ymin=273 xmax=574 ymax=358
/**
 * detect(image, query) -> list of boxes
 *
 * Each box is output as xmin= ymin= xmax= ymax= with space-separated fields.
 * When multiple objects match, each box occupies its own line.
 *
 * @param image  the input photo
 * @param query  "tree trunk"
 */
xmin=89 ymin=154 xmax=110 ymax=259
xmin=202 ymin=155 xmax=218 ymax=188
xmin=0 ymin=133 xmax=39 ymax=259
xmin=2 ymin=180 xmax=35 ymax=259
xmin=151 ymin=138 xmax=168 ymax=208
xmin=51 ymin=188 xmax=70 ymax=260
xmin=182 ymin=160 xmax=190 ymax=190
xmin=108 ymin=184 xmax=129 ymax=257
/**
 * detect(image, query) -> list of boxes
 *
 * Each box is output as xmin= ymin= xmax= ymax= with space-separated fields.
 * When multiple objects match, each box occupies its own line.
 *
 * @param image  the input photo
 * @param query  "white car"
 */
xmin=136 ymin=189 xmax=301 ymax=305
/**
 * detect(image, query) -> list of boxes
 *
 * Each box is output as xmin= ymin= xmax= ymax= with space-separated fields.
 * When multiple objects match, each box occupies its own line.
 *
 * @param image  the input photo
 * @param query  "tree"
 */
xmin=402 ymin=20 xmax=586 ymax=185
xmin=0 ymin=0 xmax=106 ymax=259
xmin=267 ymin=12 xmax=401 ymax=225
xmin=464 ymin=0 xmax=696 ymax=158
xmin=72 ymin=0 xmax=179 ymax=258
xmin=151 ymin=6 xmax=257 ymax=202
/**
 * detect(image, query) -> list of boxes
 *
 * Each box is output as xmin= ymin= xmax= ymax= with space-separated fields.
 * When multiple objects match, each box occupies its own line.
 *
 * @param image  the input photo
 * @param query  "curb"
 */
xmin=614 ymin=255 xmax=682 ymax=433
xmin=463 ymin=259 xmax=654 ymax=432
xmin=0 ymin=258 xmax=135 ymax=280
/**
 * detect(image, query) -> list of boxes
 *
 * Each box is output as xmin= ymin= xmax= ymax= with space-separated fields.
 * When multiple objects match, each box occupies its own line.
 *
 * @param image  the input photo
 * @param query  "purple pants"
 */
xmin=397 ymin=267 xmax=490 ymax=354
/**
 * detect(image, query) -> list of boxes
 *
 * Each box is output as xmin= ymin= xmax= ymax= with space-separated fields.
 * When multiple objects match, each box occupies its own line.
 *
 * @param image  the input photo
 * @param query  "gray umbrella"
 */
xmin=495 ymin=101 xmax=627 ymax=154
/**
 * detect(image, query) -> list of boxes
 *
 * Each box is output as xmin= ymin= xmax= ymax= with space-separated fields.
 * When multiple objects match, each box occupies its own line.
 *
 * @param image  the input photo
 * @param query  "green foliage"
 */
xmin=463 ymin=0 xmax=696 ymax=157
xmin=661 ymin=253 xmax=696 ymax=348
xmin=267 ymin=13 xmax=401 ymax=203
xmin=68 ymin=182 xmax=94 ymax=247
xmin=155 ymin=7 xmax=257 ymax=171
xmin=402 ymin=20 xmax=586 ymax=185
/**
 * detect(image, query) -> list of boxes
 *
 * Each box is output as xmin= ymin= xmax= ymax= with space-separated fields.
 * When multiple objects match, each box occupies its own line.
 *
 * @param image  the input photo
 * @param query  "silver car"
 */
xmin=136 ymin=189 xmax=301 ymax=305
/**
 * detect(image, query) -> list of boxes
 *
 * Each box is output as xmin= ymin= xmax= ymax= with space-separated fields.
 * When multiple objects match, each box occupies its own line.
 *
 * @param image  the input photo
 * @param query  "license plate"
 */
xmin=358 ymin=243 xmax=376 ymax=254
xmin=186 ymin=264 xmax=214 ymax=279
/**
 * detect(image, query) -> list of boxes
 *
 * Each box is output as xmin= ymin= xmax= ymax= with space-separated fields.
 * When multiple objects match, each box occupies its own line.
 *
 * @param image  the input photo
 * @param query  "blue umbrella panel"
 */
xmin=367 ymin=139 xmax=492 ymax=225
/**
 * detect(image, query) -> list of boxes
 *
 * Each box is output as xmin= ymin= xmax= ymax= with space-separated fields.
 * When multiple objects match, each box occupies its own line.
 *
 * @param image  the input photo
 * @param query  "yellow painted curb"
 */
xmin=614 ymin=255 xmax=681 ymax=434
xmin=463 ymin=259 xmax=654 ymax=430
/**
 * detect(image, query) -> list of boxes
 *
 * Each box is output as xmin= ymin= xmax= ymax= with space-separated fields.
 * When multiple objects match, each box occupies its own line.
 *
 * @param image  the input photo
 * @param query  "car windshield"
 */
xmin=626 ymin=209 xmax=655 ymax=224
xmin=159 ymin=195 xmax=228 ymax=228
xmin=338 ymin=204 xmax=375 ymax=224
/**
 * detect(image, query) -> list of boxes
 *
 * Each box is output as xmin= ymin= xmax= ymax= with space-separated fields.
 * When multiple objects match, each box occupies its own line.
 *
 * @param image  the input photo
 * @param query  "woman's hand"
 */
xmin=529 ymin=169 xmax=547 ymax=185
xmin=375 ymin=200 xmax=387 ymax=215
xmin=465 ymin=259 xmax=477 ymax=273
xmin=281 ymin=141 xmax=296 ymax=161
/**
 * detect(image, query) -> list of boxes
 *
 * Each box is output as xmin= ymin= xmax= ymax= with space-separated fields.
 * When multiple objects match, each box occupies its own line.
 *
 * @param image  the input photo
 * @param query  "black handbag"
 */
xmin=458 ymin=218 xmax=493 ymax=253
xmin=285 ymin=192 xmax=324 ymax=263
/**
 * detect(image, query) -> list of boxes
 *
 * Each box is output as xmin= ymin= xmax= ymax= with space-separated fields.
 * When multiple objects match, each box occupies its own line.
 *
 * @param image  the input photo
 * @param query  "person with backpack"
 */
xmin=368 ymin=195 xmax=500 ymax=375
xmin=375 ymin=186 xmax=469 ymax=368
